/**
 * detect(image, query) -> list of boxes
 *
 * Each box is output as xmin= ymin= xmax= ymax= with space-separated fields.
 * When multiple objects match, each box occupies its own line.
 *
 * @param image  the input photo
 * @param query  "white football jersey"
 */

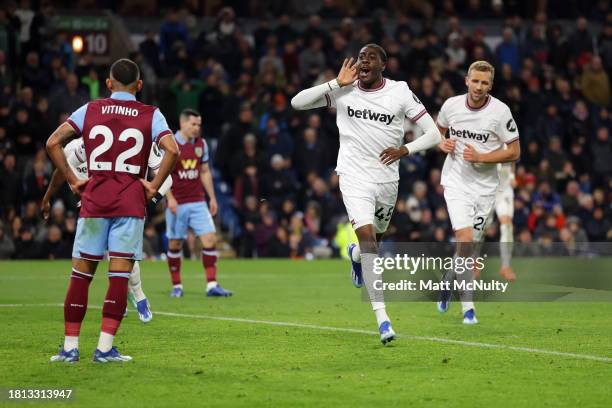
xmin=437 ymin=94 xmax=519 ymax=195
xmin=327 ymin=78 xmax=427 ymax=183
xmin=65 ymin=137 xmax=164 ymax=179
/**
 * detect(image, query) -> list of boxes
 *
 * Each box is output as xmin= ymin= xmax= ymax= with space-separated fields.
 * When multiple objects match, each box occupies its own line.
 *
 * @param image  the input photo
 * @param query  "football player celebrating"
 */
xmin=436 ymin=60 xmax=520 ymax=324
xmin=292 ymin=44 xmax=441 ymax=344
xmin=41 ymin=137 xmax=173 ymax=323
xmin=47 ymin=58 xmax=179 ymax=362
xmin=164 ymin=109 xmax=232 ymax=298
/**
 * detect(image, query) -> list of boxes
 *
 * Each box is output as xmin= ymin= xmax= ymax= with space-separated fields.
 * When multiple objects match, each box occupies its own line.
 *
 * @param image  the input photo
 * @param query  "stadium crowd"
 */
xmin=0 ymin=1 xmax=611 ymax=260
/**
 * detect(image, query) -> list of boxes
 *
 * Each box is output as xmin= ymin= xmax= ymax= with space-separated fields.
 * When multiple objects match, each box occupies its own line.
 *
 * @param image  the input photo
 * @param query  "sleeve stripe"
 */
xmin=409 ymin=109 xmax=427 ymax=123
xmin=66 ymin=119 xmax=82 ymax=136
xmin=505 ymin=136 xmax=520 ymax=144
xmin=155 ymin=130 xmax=173 ymax=145
xmin=325 ymin=94 xmax=331 ymax=107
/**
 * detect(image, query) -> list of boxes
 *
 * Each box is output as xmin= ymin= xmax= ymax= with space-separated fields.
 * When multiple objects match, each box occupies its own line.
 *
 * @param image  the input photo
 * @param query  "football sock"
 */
xmin=454 ymin=256 xmax=475 ymax=313
xmin=500 ymin=223 xmax=514 ymax=268
xmin=167 ymin=250 xmax=182 ymax=285
xmin=63 ymin=268 xmax=94 ymax=349
xmin=97 ymin=332 xmax=114 ymax=353
xmin=374 ymin=306 xmax=390 ymax=326
xmin=129 ymin=261 xmax=146 ymax=302
xmin=361 ymin=252 xmax=388 ymax=324
xmin=100 ymin=271 xmax=130 ymax=351
xmin=350 ymin=244 xmax=361 ymax=263
xmin=202 ymin=247 xmax=218 ymax=283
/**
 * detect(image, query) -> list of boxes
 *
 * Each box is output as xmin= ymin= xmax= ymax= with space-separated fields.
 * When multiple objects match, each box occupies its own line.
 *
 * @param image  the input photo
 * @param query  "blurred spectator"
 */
xmin=0 ymin=222 xmax=15 ymax=258
xmin=580 ymin=55 xmax=610 ymax=107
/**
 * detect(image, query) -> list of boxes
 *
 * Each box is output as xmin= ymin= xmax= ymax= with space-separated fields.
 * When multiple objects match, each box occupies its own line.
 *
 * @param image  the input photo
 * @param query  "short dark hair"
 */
xmin=362 ymin=43 xmax=387 ymax=63
xmin=110 ymin=58 xmax=140 ymax=86
xmin=180 ymin=108 xmax=201 ymax=120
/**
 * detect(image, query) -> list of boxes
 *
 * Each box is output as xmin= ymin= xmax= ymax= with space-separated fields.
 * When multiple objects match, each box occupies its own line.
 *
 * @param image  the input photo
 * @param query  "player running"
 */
xmin=41 ymin=137 xmax=173 ymax=323
xmin=436 ymin=60 xmax=520 ymax=324
xmin=47 ymin=58 xmax=179 ymax=363
xmin=291 ymin=44 xmax=441 ymax=344
xmin=165 ymin=109 xmax=232 ymax=298
xmin=495 ymin=162 xmax=516 ymax=281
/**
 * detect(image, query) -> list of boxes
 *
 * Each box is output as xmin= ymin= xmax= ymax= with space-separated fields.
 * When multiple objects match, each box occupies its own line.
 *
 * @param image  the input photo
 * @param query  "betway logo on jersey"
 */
xmin=347 ymin=105 xmax=395 ymax=125
xmin=101 ymin=105 xmax=139 ymax=117
xmin=449 ymin=127 xmax=490 ymax=143
xmin=178 ymin=159 xmax=198 ymax=179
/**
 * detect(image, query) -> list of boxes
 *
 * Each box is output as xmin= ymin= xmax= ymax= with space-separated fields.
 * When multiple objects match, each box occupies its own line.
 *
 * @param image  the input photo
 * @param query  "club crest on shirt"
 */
xmin=195 ymin=146 xmax=203 ymax=158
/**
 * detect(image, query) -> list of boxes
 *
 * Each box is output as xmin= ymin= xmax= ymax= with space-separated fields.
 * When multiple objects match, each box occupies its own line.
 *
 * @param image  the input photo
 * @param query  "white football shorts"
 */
xmin=444 ymin=186 xmax=496 ymax=242
xmin=339 ymin=174 xmax=398 ymax=234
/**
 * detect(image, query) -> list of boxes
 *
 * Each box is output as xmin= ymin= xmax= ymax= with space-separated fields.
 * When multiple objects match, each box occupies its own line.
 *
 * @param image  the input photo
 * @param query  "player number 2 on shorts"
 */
xmin=375 ymin=206 xmax=394 ymax=222
xmin=474 ymin=216 xmax=485 ymax=231
xmin=88 ymin=125 xmax=144 ymax=174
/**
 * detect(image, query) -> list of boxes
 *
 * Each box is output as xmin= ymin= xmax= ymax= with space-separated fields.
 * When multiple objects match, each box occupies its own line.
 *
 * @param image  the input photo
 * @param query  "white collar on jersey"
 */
xmin=110 ymin=91 xmax=137 ymax=101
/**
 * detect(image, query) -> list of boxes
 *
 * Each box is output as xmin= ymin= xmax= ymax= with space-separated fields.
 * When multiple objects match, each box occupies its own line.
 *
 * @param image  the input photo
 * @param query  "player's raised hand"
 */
xmin=463 ymin=144 xmax=481 ymax=162
xmin=69 ymin=178 xmax=89 ymax=196
xmin=379 ymin=146 xmax=409 ymax=166
xmin=139 ymin=178 xmax=157 ymax=201
xmin=439 ymin=138 xmax=456 ymax=154
xmin=336 ymin=58 xmax=358 ymax=87
xmin=209 ymin=197 xmax=218 ymax=216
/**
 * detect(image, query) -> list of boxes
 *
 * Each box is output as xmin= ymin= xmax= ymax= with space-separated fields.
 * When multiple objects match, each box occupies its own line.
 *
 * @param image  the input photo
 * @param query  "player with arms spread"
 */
xmin=292 ymin=44 xmax=441 ymax=344
xmin=165 ymin=109 xmax=232 ymax=298
xmin=41 ymin=137 xmax=174 ymax=323
xmin=47 ymin=59 xmax=179 ymax=363
xmin=436 ymin=60 xmax=520 ymax=324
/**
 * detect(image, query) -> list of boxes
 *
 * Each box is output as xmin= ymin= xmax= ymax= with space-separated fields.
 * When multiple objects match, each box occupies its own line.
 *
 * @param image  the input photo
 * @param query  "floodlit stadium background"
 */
xmin=0 ymin=0 xmax=610 ymax=260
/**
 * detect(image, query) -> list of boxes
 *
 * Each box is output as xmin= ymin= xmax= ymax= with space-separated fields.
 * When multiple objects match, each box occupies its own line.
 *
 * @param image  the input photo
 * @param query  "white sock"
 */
xmin=206 ymin=281 xmax=218 ymax=291
xmin=373 ymin=305 xmax=390 ymax=326
xmin=129 ymin=261 xmax=146 ymax=302
xmin=173 ymin=284 xmax=183 ymax=289
xmin=361 ymin=252 xmax=389 ymax=325
xmin=97 ymin=332 xmax=114 ymax=353
xmin=500 ymin=223 xmax=514 ymax=268
xmin=350 ymin=244 xmax=361 ymax=263
xmin=461 ymin=301 xmax=475 ymax=314
xmin=64 ymin=336 xmax=78 ymax=351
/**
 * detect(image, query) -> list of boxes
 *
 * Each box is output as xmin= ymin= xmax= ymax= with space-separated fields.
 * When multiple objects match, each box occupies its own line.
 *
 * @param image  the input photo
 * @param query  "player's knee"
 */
xmin=168 ymin=239 xmax=182 ymax=252
xmin=109 ymin=257 xmax=134 ymax=273
xmin=355 ymin=225 xmax=377 ymax=253
xmin=200 ymin=233 xmax=216 ymax=247
xmin=72 ymin=258 xmax=97 ymax=275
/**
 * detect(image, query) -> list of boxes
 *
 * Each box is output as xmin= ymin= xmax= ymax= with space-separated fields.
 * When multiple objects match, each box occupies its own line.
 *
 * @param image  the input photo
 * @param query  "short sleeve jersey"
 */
xmin=169 ymin=131 xmax=209 ymax=204
xmin=66 ymin=91 xmax=172 ymax=217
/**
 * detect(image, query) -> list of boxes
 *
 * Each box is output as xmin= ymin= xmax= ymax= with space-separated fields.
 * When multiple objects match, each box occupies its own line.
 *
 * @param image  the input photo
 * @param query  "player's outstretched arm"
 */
xmin=142 ymin=134 xmax=179 ymax=201
xmin=291 ymin=58 xmax=357 ymax=110
xmin=46 ymin=123 xmax=87 ymax=195
xmin=463 ymin=139 xmax=520 ymax=163
xmin=379 ymin=113 xmax=442 ymax=165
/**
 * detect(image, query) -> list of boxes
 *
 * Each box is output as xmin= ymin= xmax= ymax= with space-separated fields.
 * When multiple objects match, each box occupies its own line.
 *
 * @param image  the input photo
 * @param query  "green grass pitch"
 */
xmin=1 ymin=259 xmax=611 ymax=407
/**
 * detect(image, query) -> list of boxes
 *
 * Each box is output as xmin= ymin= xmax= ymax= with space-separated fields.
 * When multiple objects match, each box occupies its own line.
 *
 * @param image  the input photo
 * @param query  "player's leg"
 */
xmin=51 ymin=217 xmax=108 ymax=362
xmin=128 ymin=261 xmax=153 ymax=323
xmin=166 ymin=205 xmax=186 ymax=296
xmin=93 ymin=217 xmax=144 ymax=362
xmin=340 ymin=176 xmax=394 ymax=344
xmin=496 ymin=190 xmax=515 ymax=281
xmin=440 ymin=187 xmax=478 ymax=321
xmin=191 ymin=201 xmax=232 ymax=297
